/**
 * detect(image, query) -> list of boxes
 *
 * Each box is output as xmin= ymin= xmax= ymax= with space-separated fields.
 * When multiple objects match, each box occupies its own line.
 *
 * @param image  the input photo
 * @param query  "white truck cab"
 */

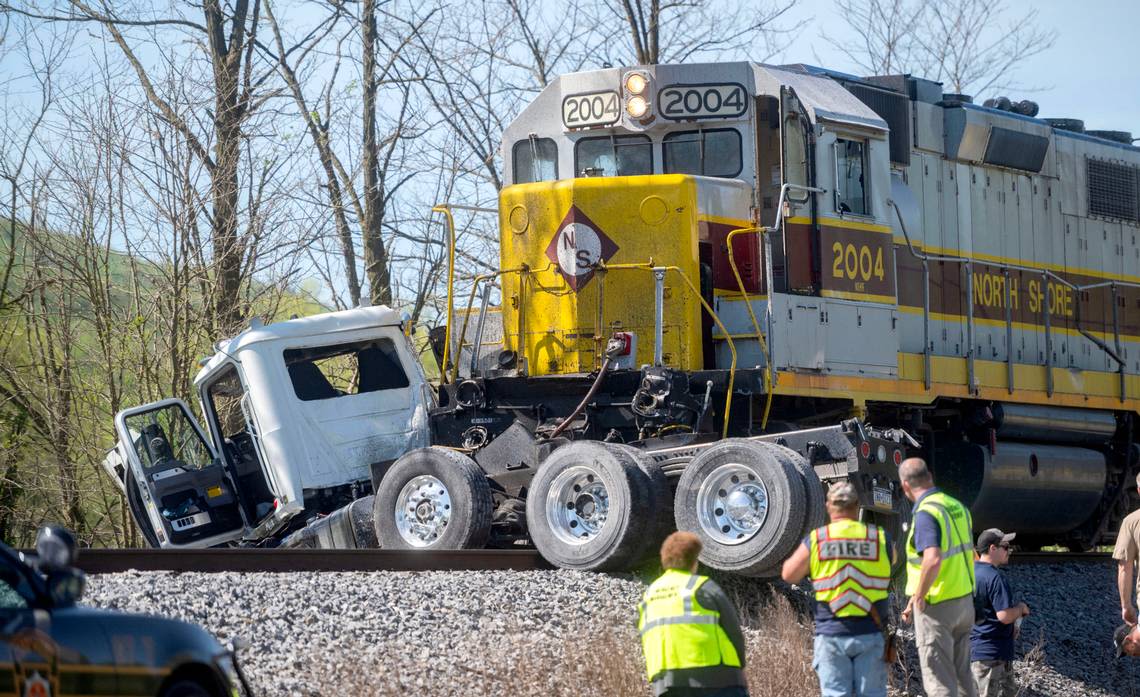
xmin=103 ymin=306 xmax=433 ymax=548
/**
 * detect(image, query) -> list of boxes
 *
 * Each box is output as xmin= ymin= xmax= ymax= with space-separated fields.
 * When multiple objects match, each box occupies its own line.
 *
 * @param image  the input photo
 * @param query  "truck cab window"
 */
xmin=284 ymin=338 xmax=410 ymax=402
xmin=663 ymin=129 xmax=742 ymax=178
xmin=834 ymin=138 xmax=869 ymax=215
xmin=574 ymin=134 xmax=652 ymax=177
xmin=512 ymin=137 xmax=557 ymax=184
xmin=124 ymin=406 xmax=215 ymax=472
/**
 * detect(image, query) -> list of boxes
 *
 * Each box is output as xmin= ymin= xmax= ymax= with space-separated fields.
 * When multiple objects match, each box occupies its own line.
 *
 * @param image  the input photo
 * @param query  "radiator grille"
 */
xmin=846 ymin=84 xmax=911 ymax=166
xmin=1087 ymin=157 xmax=1140 ymax=223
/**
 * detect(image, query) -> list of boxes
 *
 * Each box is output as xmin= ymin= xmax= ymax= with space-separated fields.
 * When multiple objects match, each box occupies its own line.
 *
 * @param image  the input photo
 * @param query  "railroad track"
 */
xmin=75 ymin=548 xmax=550 ymax=574
xmin=1011 ymin=551 xmax=1112 ymax=564
xmin=73 ymin=547 xmax=1112 ymax=574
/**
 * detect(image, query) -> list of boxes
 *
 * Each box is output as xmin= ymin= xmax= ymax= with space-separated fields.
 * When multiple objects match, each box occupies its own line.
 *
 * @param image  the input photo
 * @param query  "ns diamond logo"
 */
xmin=545 ymin=206 xmax=619 ymax=291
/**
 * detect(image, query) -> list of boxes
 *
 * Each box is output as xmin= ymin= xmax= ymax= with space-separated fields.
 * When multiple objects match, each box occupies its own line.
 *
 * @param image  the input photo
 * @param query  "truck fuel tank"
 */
xmin=935 ymin=441 xmax=1106 ymax=535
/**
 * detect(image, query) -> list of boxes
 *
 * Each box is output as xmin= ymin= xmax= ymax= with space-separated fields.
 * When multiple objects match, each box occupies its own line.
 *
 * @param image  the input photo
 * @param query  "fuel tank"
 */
xmin=993 ymin=403 xmax=1117 ymax=444
xmin=935 ymin=441 xmax=1106 ymax=535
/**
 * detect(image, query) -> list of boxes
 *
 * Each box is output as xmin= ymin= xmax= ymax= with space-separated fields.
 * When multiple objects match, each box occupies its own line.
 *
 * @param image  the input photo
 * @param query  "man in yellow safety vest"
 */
xmin=782 ymin=481 xmax=894 ymax=697
xmin=638 ymin=531 xmax=749 ymax=696
xmin=899 ymin=457 xmax=977 ymax=697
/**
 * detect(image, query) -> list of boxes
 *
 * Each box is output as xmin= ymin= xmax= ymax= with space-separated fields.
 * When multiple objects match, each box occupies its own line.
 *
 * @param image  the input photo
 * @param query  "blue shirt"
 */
xmin=971 ymin=561 xmax=1016 ymax=661
xmin=912 ymin=488 xmax=943 ymax=553
xmin=803 ymin=530 xmax=894 ymax=637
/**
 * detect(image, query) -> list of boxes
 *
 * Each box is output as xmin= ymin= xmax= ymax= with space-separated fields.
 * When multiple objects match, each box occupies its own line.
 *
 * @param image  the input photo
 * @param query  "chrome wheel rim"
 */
xmin=696 ymin=463 xmax=768 ymax=545
xmin=545 ymin=465 xmax=610 ymax=546
xmin=395 ymin=475 xmax=451 ymax=547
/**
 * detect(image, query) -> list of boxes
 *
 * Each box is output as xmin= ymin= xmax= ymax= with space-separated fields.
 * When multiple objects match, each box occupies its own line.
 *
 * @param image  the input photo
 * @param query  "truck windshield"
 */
xmin=283 ymin=338 xmax=410 ymax=402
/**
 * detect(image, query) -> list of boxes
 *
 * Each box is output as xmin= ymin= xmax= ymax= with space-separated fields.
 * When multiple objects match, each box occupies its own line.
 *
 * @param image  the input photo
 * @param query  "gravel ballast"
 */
xmin=84 ymin=562 xmax=1139 ymax=696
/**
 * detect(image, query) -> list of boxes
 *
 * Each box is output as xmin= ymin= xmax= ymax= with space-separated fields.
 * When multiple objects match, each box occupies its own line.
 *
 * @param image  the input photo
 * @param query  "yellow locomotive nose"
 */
xmin=499 ymin=174 xmax=712 ymax=376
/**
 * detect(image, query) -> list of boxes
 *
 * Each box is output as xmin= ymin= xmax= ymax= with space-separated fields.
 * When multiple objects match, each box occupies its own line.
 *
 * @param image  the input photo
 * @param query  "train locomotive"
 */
xmin=437 ymin=60 xmax=1140 ymax=556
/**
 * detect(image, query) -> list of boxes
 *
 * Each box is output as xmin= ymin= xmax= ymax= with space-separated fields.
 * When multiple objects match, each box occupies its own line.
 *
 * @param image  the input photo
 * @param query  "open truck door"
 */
xmin=112 ymin=399 xmax=248 ymax=548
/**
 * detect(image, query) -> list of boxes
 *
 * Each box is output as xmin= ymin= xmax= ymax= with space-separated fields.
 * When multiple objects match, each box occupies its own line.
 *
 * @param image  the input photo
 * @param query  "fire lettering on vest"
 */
xmin=818 ymin=540 xmax=876 ymax=560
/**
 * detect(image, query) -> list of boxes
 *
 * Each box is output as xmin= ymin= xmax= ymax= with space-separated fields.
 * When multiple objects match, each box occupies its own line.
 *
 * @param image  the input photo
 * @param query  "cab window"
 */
xmin=284 ymin=338 xmax=410 ymax=402
xmin=662 ymin=128 xmax=742 ymax=178
xmin=574 ymin=135 xmax=652 ymax=177
xmin=123 ymin=404 xmax=215 ymax=471
xmin=834 ymin=138 xmax=869 ymax=215
xmin=512 ymin=137 xmax=557 ymax=184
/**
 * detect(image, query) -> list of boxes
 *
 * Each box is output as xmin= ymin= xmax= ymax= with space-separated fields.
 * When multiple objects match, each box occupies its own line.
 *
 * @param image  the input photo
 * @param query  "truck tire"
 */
xmin=525 ymin=442 xmax=653 ymax=571
xmin=744 ymin=441 xmax=825 ymax=578
xmin=757 ymin=441 xmax=826 ymax=537
xmin=674 ymin=438 xmax=806 ymax=576
xmin=613 ymin=444 xmax=674 ymax=564
xmin=373 ymin=447 xmax=492 ymax=550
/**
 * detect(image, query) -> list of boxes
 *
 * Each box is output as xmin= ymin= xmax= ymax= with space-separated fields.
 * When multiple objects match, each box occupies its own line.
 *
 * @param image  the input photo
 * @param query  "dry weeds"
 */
xmin=299 ymin=593 xmax=824 ymax=696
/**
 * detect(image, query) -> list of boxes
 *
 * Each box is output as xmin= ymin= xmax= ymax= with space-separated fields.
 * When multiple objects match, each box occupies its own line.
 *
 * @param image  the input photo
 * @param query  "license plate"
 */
xmin=873 ymin=486 xmax=892 ymax=509
xmin=172 ymin=512 xmax=211 ymax=530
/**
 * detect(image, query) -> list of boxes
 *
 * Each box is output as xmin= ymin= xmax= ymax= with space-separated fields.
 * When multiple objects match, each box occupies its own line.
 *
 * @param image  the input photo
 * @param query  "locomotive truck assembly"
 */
xmin=102 ymin=60 xmax=1140 ymax=574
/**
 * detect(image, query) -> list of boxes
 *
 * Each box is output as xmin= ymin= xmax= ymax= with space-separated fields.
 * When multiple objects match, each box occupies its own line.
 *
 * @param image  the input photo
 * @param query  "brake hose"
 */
xmin=547 ymin=336 xmax=626 ymax=439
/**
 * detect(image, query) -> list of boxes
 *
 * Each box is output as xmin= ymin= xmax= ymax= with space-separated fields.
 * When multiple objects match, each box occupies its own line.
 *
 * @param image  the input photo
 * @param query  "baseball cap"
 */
xmin=975 ymin=528 xmax=1017 ymax=554
xmin=826 ymin=482 xmax=858 ymax=506
xmin=1114 ymin=624 xmax=1132 ymax=659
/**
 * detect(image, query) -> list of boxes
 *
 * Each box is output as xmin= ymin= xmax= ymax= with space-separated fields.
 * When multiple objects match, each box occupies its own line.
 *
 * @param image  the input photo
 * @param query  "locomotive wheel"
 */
xmin=613 ymin=443 xmax=674 ymax=563
xmin=674 ymin=439 xmax=806 ymax=576
xmin=374 ymin=447 xmax=492 ymax=550
xmin=525 ymin=441 xmax=653 ymax=571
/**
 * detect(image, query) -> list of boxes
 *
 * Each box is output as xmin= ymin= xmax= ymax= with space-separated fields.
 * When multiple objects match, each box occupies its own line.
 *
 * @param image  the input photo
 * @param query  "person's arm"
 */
xmin=995 ymin=603 xmax=1029 ymax=624
xmin=781 ymin=542 xmax=811 ymax=584
xmin=698 ymin=580 xmax=747 ymax=669
xmin=1119 ymin=559 xmax=1137 ymax=624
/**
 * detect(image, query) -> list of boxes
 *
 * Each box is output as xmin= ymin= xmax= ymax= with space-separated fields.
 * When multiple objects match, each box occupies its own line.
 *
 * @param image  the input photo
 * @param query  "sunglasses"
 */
xmin=997 ymin=543 xmax=1011 ymax=550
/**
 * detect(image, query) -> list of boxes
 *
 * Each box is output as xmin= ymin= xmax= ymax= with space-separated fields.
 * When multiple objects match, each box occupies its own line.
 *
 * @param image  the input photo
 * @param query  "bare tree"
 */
xmin=822 ymin=0 xmax=1056 ymax=96
xmin=3 ymin=0 xmax=277 ymax=333
xmin=612 ymin=0 xmax=799 ymax=65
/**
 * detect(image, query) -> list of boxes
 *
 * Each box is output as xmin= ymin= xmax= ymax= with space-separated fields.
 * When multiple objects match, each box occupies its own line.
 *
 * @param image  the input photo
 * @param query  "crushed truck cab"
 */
xmin=103 ymin=306 xmax=432 ymax=547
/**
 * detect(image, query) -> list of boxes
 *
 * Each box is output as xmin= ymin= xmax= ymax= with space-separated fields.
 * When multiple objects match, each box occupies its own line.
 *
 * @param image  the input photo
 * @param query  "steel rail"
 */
xmin=1009 ymin=551 xmax=1112 ymax=564
xmin=73 ymin=548 xmax=550 ymax=574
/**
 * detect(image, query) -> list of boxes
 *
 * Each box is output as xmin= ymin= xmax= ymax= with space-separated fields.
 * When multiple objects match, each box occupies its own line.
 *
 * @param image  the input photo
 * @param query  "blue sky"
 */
xmin=775 ymin=0 xmax=1140 ymax=134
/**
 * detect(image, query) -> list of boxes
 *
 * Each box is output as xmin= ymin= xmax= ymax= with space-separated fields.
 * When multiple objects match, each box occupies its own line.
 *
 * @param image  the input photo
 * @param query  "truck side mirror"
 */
xmin=35 ymin=525 xmax=77 ymax=572
xmin=428 ymin=326 xmax=448 ymax=373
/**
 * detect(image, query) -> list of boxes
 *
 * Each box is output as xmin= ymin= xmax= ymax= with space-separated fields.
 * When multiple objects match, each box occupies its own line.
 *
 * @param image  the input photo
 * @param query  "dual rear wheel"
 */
xmin=375 ymin=439 xmax=825 ymax=577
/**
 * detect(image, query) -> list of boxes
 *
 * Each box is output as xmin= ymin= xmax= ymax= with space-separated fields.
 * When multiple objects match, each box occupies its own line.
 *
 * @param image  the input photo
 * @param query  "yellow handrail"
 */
xmin=451 ymin=266 xmax=527 ymax=384
xmin=430 ymin=205 xmax=457 ymax=385
xmin=726 ymin=226 xmax=775 ymax=430
xmin=598 ymin=260 xmax=738 ymax=439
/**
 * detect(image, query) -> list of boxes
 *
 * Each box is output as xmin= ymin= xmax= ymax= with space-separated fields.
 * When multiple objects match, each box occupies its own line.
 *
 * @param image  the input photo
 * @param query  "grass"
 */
xmin=296 ymin=594 xmax=822 ymax=697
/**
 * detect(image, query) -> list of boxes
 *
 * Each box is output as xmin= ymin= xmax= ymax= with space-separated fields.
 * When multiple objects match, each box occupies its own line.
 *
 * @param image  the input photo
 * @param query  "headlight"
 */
xmin=625 ymin=72 xmax=647 ymax=95
xmin=626 ymin=95 xmax=649 ymax=118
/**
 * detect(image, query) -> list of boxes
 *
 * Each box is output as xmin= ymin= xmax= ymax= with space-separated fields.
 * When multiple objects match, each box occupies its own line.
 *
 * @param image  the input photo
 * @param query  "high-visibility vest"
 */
xmin=905 ymin=490 xmax=975 ymax=602
xmin=808 ymin=519 xmax=891 ymax=617
xmin=638 ymin=569 xmax=741 ymax=682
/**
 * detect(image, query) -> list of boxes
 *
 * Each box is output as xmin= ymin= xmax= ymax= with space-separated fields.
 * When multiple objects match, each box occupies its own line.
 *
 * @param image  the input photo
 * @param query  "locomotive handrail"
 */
xmin=724 ymin=183 xmax=825 ymax=429
xmin=598 ymin=261 xmax=739 ymax=439
xmin=452 ymin=265 xmax=527 ymax=383
xmin=431 ymin=203 xmax=498 ymax=385
xmin=887 ymin=198 xmax=1137 ymax=401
